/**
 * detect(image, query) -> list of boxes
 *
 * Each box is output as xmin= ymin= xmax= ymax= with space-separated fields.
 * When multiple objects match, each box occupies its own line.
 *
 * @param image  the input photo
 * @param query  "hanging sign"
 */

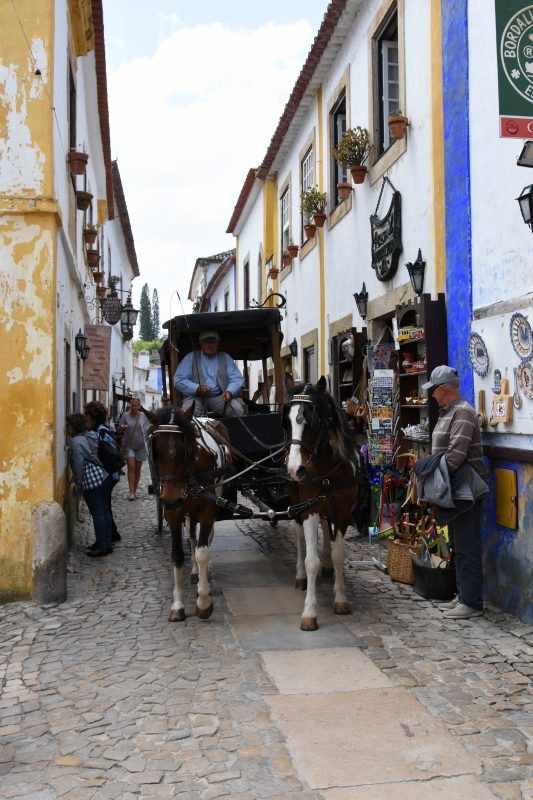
xmin=370 ymin=191 xmax=402 ymax=282
xmin=83 ymin=325 xmax=111 ymax=391
xmin=495 ymin=2 xmax=533 ymax=138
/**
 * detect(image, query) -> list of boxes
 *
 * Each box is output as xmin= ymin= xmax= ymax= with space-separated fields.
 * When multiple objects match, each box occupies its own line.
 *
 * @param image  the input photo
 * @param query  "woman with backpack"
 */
xmin=84 ymin=400 xmax=123 ymax=547
xmin=66 ymin=409 xmax=114 ymax=558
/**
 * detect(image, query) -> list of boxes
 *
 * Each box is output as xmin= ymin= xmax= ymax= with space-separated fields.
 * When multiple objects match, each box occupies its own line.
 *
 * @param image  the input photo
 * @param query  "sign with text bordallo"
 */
xmin=82 ymin=325 xmax=111 ymax=391
xmin=496 ymin=2 xmax=533 ymax=137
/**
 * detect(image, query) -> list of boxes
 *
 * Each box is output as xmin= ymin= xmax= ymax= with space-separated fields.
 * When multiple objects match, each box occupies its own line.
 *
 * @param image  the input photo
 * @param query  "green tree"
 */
xmin=151 ymin=288 xmax=160 ymax=340
xmin=133 ymin=339 xmax=162 ymax=355
xmin=138 ymin=283 xmax=152 ymax=341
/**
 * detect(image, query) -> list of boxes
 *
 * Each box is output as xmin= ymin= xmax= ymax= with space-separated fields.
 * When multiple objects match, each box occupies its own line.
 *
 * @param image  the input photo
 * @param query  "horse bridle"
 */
xmin=150 ymin=422 xmax=224 ymax=493
xmin=286 ymin=393 xmax=329 ymax=465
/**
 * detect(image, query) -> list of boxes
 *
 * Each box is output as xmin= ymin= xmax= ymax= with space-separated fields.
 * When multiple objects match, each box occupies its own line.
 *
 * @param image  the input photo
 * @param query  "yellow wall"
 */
xmin=0 ymin=1 xmax=57 ymax=600
xmin=262 ymin=178 xmax=278 ymax=299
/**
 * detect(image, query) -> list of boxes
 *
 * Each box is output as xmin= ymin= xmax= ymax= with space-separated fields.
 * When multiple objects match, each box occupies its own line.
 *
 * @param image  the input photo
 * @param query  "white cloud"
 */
xmin=107 ymin=19 xmax=315 ymax=330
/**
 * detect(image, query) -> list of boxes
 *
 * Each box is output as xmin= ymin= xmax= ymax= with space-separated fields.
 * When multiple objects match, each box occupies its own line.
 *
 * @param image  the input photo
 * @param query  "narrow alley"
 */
xmin=1 ymin=474 xmax=532 ymax=800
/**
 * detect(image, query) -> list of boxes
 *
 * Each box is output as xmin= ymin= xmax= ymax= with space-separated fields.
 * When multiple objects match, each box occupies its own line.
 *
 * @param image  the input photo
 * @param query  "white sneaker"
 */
xmin=439 ymin=595 xmax=460 ymax=610
xmin=443 ymin=603 xmax=483 ymax=620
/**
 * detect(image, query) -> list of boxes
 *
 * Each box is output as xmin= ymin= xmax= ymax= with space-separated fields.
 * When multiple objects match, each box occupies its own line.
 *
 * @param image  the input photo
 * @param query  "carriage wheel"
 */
xmin=157 ymin=498 xmax=164 ymax=533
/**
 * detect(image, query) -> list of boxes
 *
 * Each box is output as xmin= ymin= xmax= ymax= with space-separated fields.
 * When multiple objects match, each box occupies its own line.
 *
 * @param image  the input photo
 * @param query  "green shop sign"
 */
xmin=496 ymin=1 xmax=533 ymax=137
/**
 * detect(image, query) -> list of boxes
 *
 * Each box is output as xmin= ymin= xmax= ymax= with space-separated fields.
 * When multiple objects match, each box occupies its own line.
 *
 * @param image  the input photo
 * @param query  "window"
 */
xmin=224 ymin=289 xmax=229 ymax=311
xmin=375 ymin=6 xmax=399 ymax=157
xmin=303 ymin=345 xmax=316 ymax=384
xmin=243 ymin=259 xmax=250 ymax=309
xmin=330 ymin=92 xmax=347 ymax=205
xmin=280 ymin=188 xmax=290 ymax=254
xmin=68 ymin=63 xmax=76 ymax=151
xmin=301 ymin=146 xmax=313 ymax=235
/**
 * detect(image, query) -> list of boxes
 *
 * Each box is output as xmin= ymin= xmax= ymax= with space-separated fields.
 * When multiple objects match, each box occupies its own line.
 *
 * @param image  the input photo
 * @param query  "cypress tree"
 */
xmin=138 ymin=283 xmax=152 ymax=341
xmin=151 ymin=288 xmax=160 ymax=340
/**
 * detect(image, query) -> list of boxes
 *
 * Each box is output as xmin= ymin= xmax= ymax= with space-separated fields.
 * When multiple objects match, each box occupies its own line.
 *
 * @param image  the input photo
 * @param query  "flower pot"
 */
xmin=388 ymin=114 xmax=408 ymax=140
xmin=287 ymin=244 xmax=299 ymax=258
xmin=349 ymin=165 xmax=367 ymax=184
xmin=401 ymin=353 xmax=415 ymax=373
xmin=304 ymin=223 xmax=317 ymax=239
xmin=313 ymin=212 xmax=326 ymax=228
xmin=268 ymin=268 xmax=279 ymax=280
xmin=83 ymin=228 xmax=98 ymax=246
xmin=282 ymin=252 xmax=292 ymax=267
xmin=86 ymin=249 xmax=100 ymax=268
xmin=68 ymin=150 xmax=89 ymax=176
xmin=92 ymin=270 xmax=104 ymax=284
xmin=76 ymin=190 xmax=93 ymax=211
xmin=96 ymin=286 xmax=107 ymax=300
xmin=337 ymin=182 xmax=353 ymax=202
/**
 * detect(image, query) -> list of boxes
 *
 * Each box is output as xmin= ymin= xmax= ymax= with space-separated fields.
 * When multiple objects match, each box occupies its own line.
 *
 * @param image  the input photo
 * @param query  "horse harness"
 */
xmin=149 ymin=421 xmax=229 ymax=497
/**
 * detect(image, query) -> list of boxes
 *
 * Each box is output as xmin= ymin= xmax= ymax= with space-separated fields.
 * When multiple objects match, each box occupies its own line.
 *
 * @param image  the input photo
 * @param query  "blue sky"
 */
xmin=102 ymin=0 xmax=330 ymax=323
xmin=104 ymin=1 xmax=329 ymax=69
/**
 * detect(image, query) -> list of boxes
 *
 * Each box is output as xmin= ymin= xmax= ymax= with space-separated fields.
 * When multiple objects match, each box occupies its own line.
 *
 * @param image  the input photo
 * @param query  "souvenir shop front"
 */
xmin=337 ymin=292 xmax=453 ymax=595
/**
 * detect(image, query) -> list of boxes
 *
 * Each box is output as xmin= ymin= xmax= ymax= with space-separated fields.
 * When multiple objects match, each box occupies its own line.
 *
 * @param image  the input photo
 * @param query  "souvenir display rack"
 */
xmin=395 ymin=293 xmax=447 ymax=453
xmin=366 ymin=369 xmax=397 ymax=465
xmin=331 ymin=328 xmax=367 ymax=407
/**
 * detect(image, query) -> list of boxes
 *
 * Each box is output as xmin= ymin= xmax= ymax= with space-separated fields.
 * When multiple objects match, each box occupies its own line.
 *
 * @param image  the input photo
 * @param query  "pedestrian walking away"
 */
xmin=173 ymin=329 xmax=245 ymax=417
xmin=419 ymin=365 xmax=489 ymax=620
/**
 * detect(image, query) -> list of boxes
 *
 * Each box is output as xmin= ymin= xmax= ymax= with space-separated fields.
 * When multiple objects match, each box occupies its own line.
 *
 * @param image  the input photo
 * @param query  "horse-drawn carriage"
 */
xmin=147 ymin=307 xmax=368 ymax=629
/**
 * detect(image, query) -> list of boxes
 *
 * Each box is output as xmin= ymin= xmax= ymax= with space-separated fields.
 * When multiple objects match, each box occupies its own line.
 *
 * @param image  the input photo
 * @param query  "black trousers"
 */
xmin=448 ymin=501 xmax=483 ymax=610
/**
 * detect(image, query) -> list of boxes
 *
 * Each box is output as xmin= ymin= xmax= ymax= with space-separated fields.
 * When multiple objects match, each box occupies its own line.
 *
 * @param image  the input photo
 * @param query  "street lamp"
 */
xmin=353 ymin=282 xmax=368 ymax=319
xmin=288 ymin=338 xmax=298 ymax=358
xmin=517 ymin=184 xmax=533 ymax=231
xmin=79 ymin=342 xmax=91 ymax=361
xmin=120 ymin=292 xmax=139 ymax=329
xmin=74 ymin=328 xmax=87 ymax=355
xmin=406 ymin=249 xmax=426 ymax=296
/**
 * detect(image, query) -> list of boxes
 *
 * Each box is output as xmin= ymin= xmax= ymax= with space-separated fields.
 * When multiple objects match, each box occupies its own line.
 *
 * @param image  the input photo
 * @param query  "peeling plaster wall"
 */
xmin=0 ymin=215 xmax=56 ymax=600
xmin=0 ymin=1 xmax=56 ymax=601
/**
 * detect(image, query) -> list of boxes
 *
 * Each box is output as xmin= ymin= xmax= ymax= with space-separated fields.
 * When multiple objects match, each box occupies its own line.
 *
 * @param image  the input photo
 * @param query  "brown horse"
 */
xmin=149 ymin=405 xmax=231 ymax=621
xmin=283 ymin=376 xmax=364 ymax=631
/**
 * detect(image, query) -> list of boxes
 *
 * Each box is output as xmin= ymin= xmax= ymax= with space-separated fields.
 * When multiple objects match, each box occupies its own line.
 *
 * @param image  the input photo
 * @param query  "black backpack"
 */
xmin=97 ymin=429 xmax=126 ymax=474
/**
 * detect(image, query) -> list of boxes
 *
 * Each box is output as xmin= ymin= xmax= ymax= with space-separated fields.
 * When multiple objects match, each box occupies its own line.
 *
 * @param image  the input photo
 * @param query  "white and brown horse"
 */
xmin=149 ymin=406 xmax=231 ymax=621
xmin=284 ymin=377 xmax=364 ymax=631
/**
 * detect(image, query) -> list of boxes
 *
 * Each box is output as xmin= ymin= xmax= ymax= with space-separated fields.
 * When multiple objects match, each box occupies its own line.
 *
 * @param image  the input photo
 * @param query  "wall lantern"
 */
xmin=517 ymin=141 xmax=533 ymax=168
xmin=517 ymin=184 xmax=533 ymax=231
xmin=406 ymin=249 xmax=426 ymax=296
xmin=120 ymin=292 xmax=139 ymax=329
xmin=74 ymin=328 xmax=87 ymax=355
xmin=79 ymin=342 xmax=91 ymax=361
xmin=353 ymin=282 xmax=368 ymax=319
xmin=288 ymin=338 xmax=298 ymax=358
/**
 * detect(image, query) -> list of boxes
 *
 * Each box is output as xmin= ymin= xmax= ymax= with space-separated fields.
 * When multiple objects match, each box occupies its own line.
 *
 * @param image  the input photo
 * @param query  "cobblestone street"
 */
xmin=1 ymin=473 xmax=532 ymax=799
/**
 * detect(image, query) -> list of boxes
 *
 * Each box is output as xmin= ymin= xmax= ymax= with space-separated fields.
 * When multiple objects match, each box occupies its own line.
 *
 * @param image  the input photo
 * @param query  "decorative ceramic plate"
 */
xmin=468 ymin=332 xmax=489 ymax=377
xmin=510 ymin=312 xmax=533 ymax=361
xmin=517 ymin=360 xmax=533 ymax=399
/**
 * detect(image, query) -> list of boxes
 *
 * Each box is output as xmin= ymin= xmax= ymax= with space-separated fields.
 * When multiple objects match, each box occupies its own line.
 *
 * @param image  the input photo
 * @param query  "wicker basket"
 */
xmin=387 ymin=538 xmax=423 ymax=585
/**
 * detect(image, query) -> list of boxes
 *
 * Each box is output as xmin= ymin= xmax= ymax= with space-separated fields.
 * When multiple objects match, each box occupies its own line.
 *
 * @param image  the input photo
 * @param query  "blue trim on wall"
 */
xmin=441 ymin=0 xmax=474 ymax=404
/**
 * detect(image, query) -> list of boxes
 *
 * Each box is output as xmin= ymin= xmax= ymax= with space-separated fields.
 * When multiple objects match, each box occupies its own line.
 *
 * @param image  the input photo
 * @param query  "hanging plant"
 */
xmin=336 ymin=182 xmax=353 ymax=202
xmin=68 ymin=150 xmax=89 ymax=176
xmin=83 ymin=225 xmax=98 ymax=246
xmin=300 ymin=186 xmax=327 ymax=218
xmin=282 ymin=252 xmax=292 ymax=267
xmin=76 ymin=190 xmax=93 ymax=211
xmin=86 ymin=249 xmax=100 ymax=268
xmin=333 ymin=126 xmax=370 ymax=184
xmin=388 ymin=110 xmax=409 ymax=140
xmin=287 ymin=242 xmax=299 ymax=258
xmin=304 ymin=222 xmax=317 ymax=240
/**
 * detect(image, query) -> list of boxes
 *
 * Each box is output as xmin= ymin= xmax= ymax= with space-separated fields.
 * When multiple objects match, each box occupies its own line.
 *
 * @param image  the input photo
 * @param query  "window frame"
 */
xmin=280 ymin=186 xmax=290 ymax=254
xmin=330 ymin=92 xmax=347 ymax=207
xmin=368 ymin=0 xmax=406 ymax=180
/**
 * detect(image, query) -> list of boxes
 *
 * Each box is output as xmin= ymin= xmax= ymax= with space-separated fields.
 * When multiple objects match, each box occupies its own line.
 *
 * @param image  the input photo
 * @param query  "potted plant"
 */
xmin=282 ymin=252 xmax=292 ymax=267
xmin=68 ymin=149 xmax=89 ymax=176
xmin=92 ymin=270 xmax=104 ymax=284
xmin=76 ymin=190 xmax=93 ymax=211
xmin=96 ymin=285 xmax=107 ymax=300
xmin=86 ymin=249 xmax=100 ymax=268
xmin=83 ymin=224 xmax=98 ymax=246
xmin=304 ymin=222 xmax=317 ymax=239
xmin=337 ymin=183 xmax=353 ymax=202
xmin=388 ymin=109 xmax=409 ymax=140
xmin=301 ymin=186 xmax=327 ymax=228
xmin=287 ymin=241 xmax=299 ymax=259
xmin=333 ymin=126 xmax=370 ymax=184
xmin=268 ymin=267 xmax=279 ymax=280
